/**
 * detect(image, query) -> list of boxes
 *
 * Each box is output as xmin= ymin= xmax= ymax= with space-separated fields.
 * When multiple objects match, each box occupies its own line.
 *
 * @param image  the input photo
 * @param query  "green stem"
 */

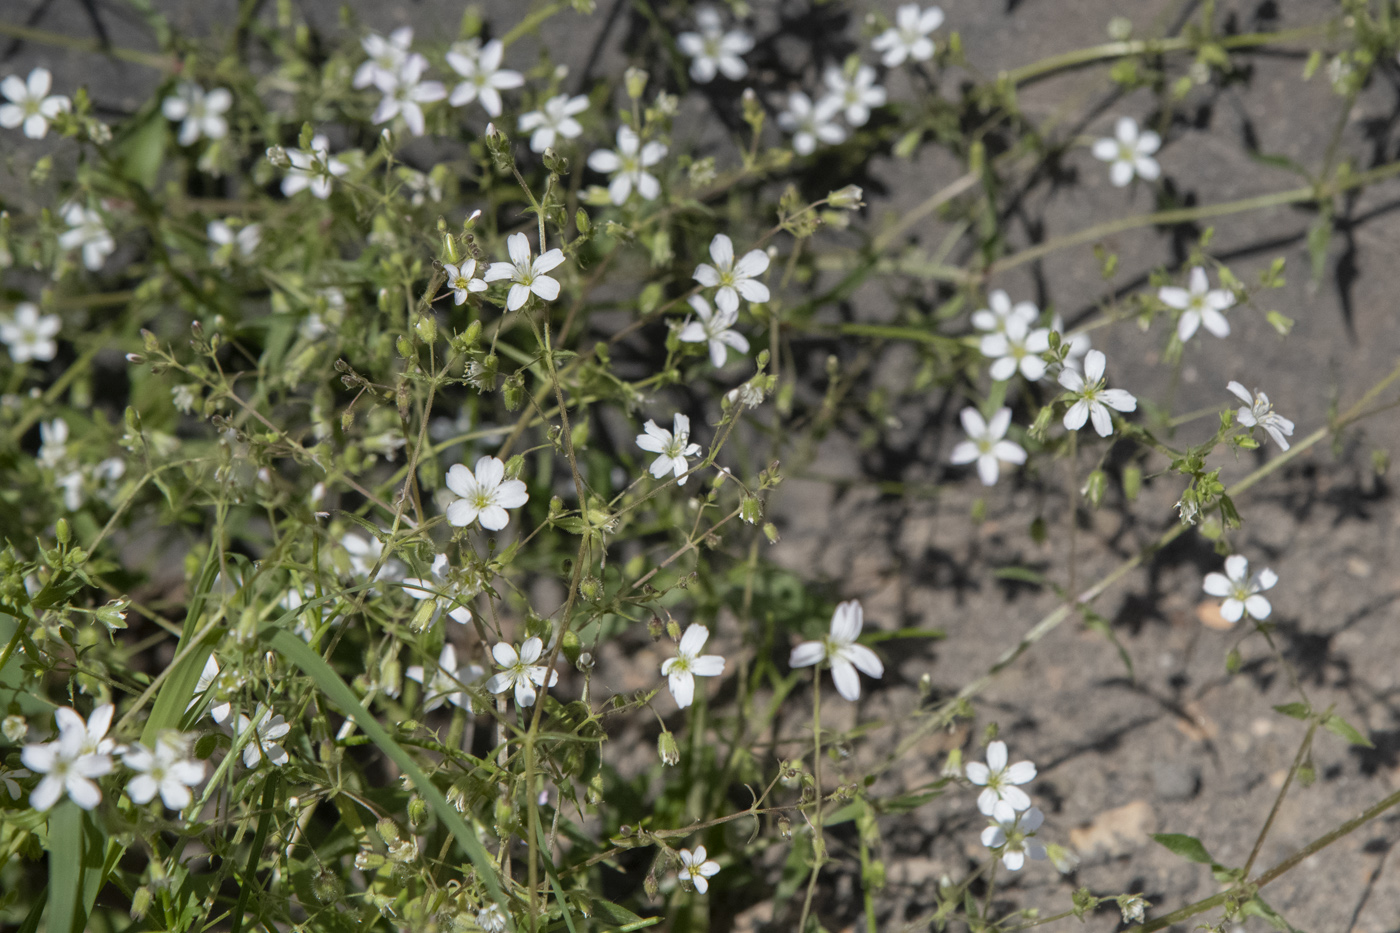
xmin=796 ymin=673 xmax=824 ymax=933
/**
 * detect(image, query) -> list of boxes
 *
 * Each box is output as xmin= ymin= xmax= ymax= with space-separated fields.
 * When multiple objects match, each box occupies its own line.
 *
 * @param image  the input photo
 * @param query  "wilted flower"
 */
xmin=1227 ymin=381 xmax=1294 ymax=450
xmin=1092 ymin=116 xmax=1161 ymax=187
xmin=789 ymin=600 xmax=884 ymax=701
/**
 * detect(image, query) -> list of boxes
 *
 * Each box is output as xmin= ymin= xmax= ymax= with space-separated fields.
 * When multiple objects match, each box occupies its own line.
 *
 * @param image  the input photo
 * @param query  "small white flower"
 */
xmin=1058 ymin=349 xmax=1137 ymax=437
xmin=207 ymin=219 xmax=260 ymax=263
xmin=406 ymin=643 xmax=483 ymax=712
xmin=340 ymin=530 xmax=404 ymax=582
xmin=189 ymin=655 xmax=242 ymax=724
xmin=693 ymin=233 xmax=770 ymax=314
xmin=949 ymin=408 xmax=1026 ymax=487
xmin=677 ymin=7 xmax=753 ymax=83
xmin=587 ymin=126 xmax=668 ymax=204
xmin=981 ymin=316 xmax=1051 ymax=382
xmin=777 ymin=91 xmax=846 ymax=156
xmin=486 ymin=637 xmax=559 ymax=708
xmin=445 ymin=455 xmax=529 ymax=530
xmin=871 ymin=4 xmax=944 ymax=67
xmin=518 ymin=93 xmax=589 ymax=153
xmin=0 ymin=68 xmax=71 ymax=139
xmin=446 ymin=39 xmax=524 ymax=117
xmin=1160 ymin=267 xmax=1233 ymax=341
xmin=400 ymin=553 xmax=473 ymax=625
xmin=1203 ymin=554 xmax=1277 ymax=624
xmin=477 ymin=904 xmax=508 ymax=933
xmin=678 ymin=846 xmax=721 ymax=893
xmin=661 ymin=624 xmax=726 ymax=708
xmin=981 ymin=801 xmax=1047 ymax=871
xmin=636 ymin=414 xmax=702 ymax=485
xmin=789 ymin=600 xmax=884 ymax=701
xmin=1227 ymin=381 xmax=1294 ymax=450
xmin=38 ymin=417 xmax=68 ymax=468
xmin=354 ymin=27 xmax=414 ymax=90
xmin=444 ymin=258 xmax=487 ymax=304
xmin=162 ymin=83 xmax=232 ymax=145
xmin=122 ymin=733 xmax=205 ymax=810
xmin=21 ymin=704 xmax=116 ymax=811
xmin=1092 ymin=117 xmax=1162 ymax=187
xmin=972 ymin=290 xmax=1038 ymax=334
xmin=281 ymin=134 xmax=349 ymax=199
xmin=59 ymin=203 xmax=115 ymax=271
xmin=237 ymin=706 xmax=291 ymax=768
xmin=1 ymin=303 xmax=60 ymax=363
xmin=371 ymin=54 xmax=446 ymax=137
xmin=821 ymin=64 xmax=886 ymax=127
xmin=484 ymin=232 xmax=566 ymax=311
xmin=964 ymin=740 xmax=1037 ymax=816
xmin=678 ymin=295 xmax=749 ymax=368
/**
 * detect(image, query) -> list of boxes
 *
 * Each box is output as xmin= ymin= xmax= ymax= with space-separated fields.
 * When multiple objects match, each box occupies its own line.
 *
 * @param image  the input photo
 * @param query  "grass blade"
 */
xmin=229 ymin=773 xmax=279 ymax=933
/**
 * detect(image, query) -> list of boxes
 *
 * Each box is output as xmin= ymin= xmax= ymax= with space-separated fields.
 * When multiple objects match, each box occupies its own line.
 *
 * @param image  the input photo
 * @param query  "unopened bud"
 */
xmin=265 ymin=145 xmax=290 ymax=168
xmin=542 ymin=147 xmax=570 ymax=174
xmin=624 ymin=67 xmax=649 ymax=99
xmin=827 ymin=184 xmax=864 ymax=210
xmin=658 ymin=730 xmax=679 ymax=766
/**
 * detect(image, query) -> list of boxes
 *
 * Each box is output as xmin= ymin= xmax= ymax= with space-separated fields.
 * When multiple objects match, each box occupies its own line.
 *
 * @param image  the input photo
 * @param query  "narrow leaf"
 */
xmin=1323 ymin=713 xmax=1374 ymax=748
xmin=1151 ymin=833 xmax=1215 ymax=865
xmin=1272 ymin=702 xmax=1311 ymax=720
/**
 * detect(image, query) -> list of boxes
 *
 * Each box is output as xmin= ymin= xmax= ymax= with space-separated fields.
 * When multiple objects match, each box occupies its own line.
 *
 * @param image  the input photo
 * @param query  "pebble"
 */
xmin=1153 ymin=760 xmax=1200 ymax=801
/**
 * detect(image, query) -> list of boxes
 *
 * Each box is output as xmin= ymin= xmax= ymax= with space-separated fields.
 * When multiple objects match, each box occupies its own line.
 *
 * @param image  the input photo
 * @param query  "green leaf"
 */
xmin=1151 ymin=833 xmax=1215 ymax=865
xmin=230 ymin=773 xmax=279 ymax=933
xmin=117 ymin=108 xmax=168 ymax=189
xmin=1323 ymin=713 xmax=1374 ymax=748
xmin=46 ymin=803 xmax=104 ymax=933
xmin=993 ymin=566 xmax=1047 ymax=586
xmin=1273 ymin=702 xmax=1311 ymax=720
xmin=141 ymin=549 xmax=221 ymax=745
xmin=1242 ymin=895 xmax=1307 ymax=933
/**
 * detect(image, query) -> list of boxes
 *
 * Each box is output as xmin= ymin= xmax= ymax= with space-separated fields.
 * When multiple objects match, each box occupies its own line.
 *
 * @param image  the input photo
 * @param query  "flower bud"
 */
xmin=1 ymin=715 xmax=25 ymax=743
xmin=657 ymin=730 xmax=679 ymax=766
xmin=827 ymin=184 xmax=864 ymax=210
xmin=624 ymin=67 xmax=649 ymax=99
xmin=542 ymin=147 xmax=570 ymax=175
xmin=265 ymin=145 xmax=290 ymax=168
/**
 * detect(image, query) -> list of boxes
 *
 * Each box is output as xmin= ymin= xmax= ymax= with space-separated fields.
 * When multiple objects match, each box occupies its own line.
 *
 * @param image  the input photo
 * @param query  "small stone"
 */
xmin=1152 ymin=760 xmax=1199 ymax=801
xmin=1069 ymin=799 xmax=1157 ymax=859
xmin=1195 ymin=599 xmax=1233 ymax=630
xmin=1346 ymin=557 xmax=1372 ymax=578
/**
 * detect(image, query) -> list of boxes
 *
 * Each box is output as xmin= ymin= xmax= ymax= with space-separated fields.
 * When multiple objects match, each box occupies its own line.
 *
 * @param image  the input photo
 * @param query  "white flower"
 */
xmin=1203 ymin=554 xmax=1277 ymax=624
xmin=371 ymin=53 xmax=446 ymax=137
xmin=38 ymin=418 xmax=68 ymax=468
xmin=789 ymin=600 xmax=884 ymax=701
xmin=1 ymin=303 xmax=60 ymax=363
xmin=677 ymin=295 xmax=749 ymax=367
xmin=477 ymin=904 xmax=508 ymax=933
xmin=972 ymin=290 xmax=1038 ymax=334
xmin=354 ymin=27 xmax=414 ymax=90
xmin=661 ymin=624 xmax=726 ymax=708
xmin=965 ymin=740 xmax=1037 ymax=816
xmin=21 ymin=704 xmax=116 ymax=811
xmin=484 ymin=232 xmax=566 ymax=311
xmin=693 ymin=233 xmax=770 ymax=314
xmin=207 ymin=219 xmax=260 ymax=263
xmin=518 ymin=94 xmax=588 ymax=153
xmin=636 ymin=414 xmax=702 ymax=484
xmin=0 ymin=68 xmax=71 ymax=139
xmin=821 ymin=64 xmax=886 ymax=127
xmin=1160 ymin=267 xmax=1233 ymax=341
xmin=237 ymin=706 xmax=291 ymax=768
xmin=950 ymin=408 xmax=1026 ymax=486
xmin=1227 ymin=381 xmax=1294 ymax=450
xmin=1058 ymin=349 xmax=1137 ymax=437
xmin=446 ymin=39 xmax=524 ymax=117
xmin=871 ymin=4 xmax=944 ymax=67
xmin=406 ymin=643 xmax=483 ymax=712
xmin=486 ymin=637 xmax=559 ymax=708
xmin=777 ymin=92 xmax=846 ymax=156
xmin=981 ymin=316 xmax=1051 ymax=382
xmin=587 ymin=126 xmax=668 ymax=204
xmin=444 ymin=259 xmax=487 ymax=304
xmin=445 ymin=455 xmax=529 ymax=530
xmin=122 ymin=733 xmax=205 ymax=810
xmin=1092 ymin=117 xmax=1162 ymax=187
xmin=189 ymin=655 xmax=242 ymax=724
xmin=678 ymin=846 xmax=721 ymax=893
xmin=161 ymin=83 xmax=232 ymax=145
xmin=981 ymin=801 xmax=1047 ymax=871
xmin=59 ymin=203 xmax=115 ymax=271
xmin=281 ymin=134 xmax=349 ymax=199
xmin=340 ymin=531 xmax=404 ymax=582
xmin=400 ymin=553 xmax=472 ymax=625
xmin=676 ymin=7 xmax=753 ymax=83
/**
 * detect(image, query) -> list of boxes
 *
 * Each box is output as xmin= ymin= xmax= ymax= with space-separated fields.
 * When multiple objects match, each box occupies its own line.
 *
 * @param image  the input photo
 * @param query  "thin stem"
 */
xmin=796 ymin=672 xmax=825 ymax=933
xmin=1242 ymin=717 xmax=1318 ymax=879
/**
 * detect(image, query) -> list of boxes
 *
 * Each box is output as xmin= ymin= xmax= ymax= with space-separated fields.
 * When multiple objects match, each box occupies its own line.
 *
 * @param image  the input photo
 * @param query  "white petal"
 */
xmin=668 ymin=670 xmax=695 ymax=708
xmin=789 ymin=641 xmax=825 ymax=668
xmin=830 ymin=657 xmax=862 ymax=701
xmin=679 ymin=623 xmax=709 ymax=655
xmin=1243 ymin=595 xmax=1272 ymax=619
xmin=1202 ymin=572 xmax=1234 ymax=597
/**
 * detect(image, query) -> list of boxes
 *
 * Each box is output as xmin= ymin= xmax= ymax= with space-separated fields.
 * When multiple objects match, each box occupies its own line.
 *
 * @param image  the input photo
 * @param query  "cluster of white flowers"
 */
xmin=0 ymin=67 xmax=71 ymax=139
xmin=775 ymin=60 xmax=889 ymax=156
xmin=967 ymin=740 xmax=1047 ymax=871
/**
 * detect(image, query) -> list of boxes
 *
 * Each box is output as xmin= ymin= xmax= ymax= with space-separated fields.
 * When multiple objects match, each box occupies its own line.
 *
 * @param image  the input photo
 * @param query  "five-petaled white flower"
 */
xmin=371 ymin=54 xmax=446 ymax=137
xmin=777 ymin=92 xmax=846 ymax=156
xmin=693 ymin=234 xmax=770 ymax=314
xmin=1058 ymin=349 xmax=1137 ymax=437
xmin=981 ymin=801 xmax=1048 ymax=871
xmin=981 ymin=316 xmax=1051 ymax=382
xmin=636 ymin=414 xmax=703 ymax=485
xmin=678 ymin=295 xmax=749 ymax=367
xmin=162 ymin=83 xmax=232 ymax=145
xmin=445 ymin=456 xmax=529 ymax=530
xmin=401 ymin=554 xmax=473 ymax=625
xmin=59 ymin=203 xmax=115 ymax=271
xmin=678 ymin=846 xmax=721 ymax=893
xmin=446 ymin=38 xmax=524 ymax=117
xmin=677 ymin=7 xmax=753 ymax=83
xmin=1160 ymin=267 xmax=1233 ymax=341
xmin=486 ymin=637 xmax=559 ymax=708
xmin=354 ymin=27 xmax=414 ymax=90
xmin=1203 ymin=554 xmax=1277 ymax=624
xmin=1092 ymin=116 xmax=1162 ymax=187
xmin=407 ymin=643 xmax=483 ymax=712
xmin=789 ymin=600 xmax=884 ymax=701
xmin=965 ymin=740 xmax=1037 ymax=816
xmin=972 ymin=290 xmax=1038 ymax=334
xmin=484 ymin=232 xmax=566 ymax=311
xmin=950 ymin=407 xmax=1026 ymax=487
xmin=0 ymin=68 xmax=71 ymax=139
xmin=518 ymin=93 xmax=589 ymax=153
xmin=444 ymin=259 xmax=487 ymax=304
xmin=281 ymin=134 xmax=349 ymax=199
xmin=1227 ymin=381 xmax=1294 ymax=450
xmin=122 ymin=733 xmax=205 ymax=810
xmin=871 ymin=4 xmax=944 ymax=67
xmin=207 ymin=219 xmax=260 ymax=263
xmin=661 ymin=624 xmax=726 ymax=708
xmin=821 ymin=64 xmax=887 ymax=127
xmin=237 ymin=706 xmax=291 ymax=768
xmin=21 ymin=704 xmax=116 ymax=811
xmin=1 ymin=303 xmax=60 ymax=363
xmin=587 ymin=126 xmax=668 ymax=204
